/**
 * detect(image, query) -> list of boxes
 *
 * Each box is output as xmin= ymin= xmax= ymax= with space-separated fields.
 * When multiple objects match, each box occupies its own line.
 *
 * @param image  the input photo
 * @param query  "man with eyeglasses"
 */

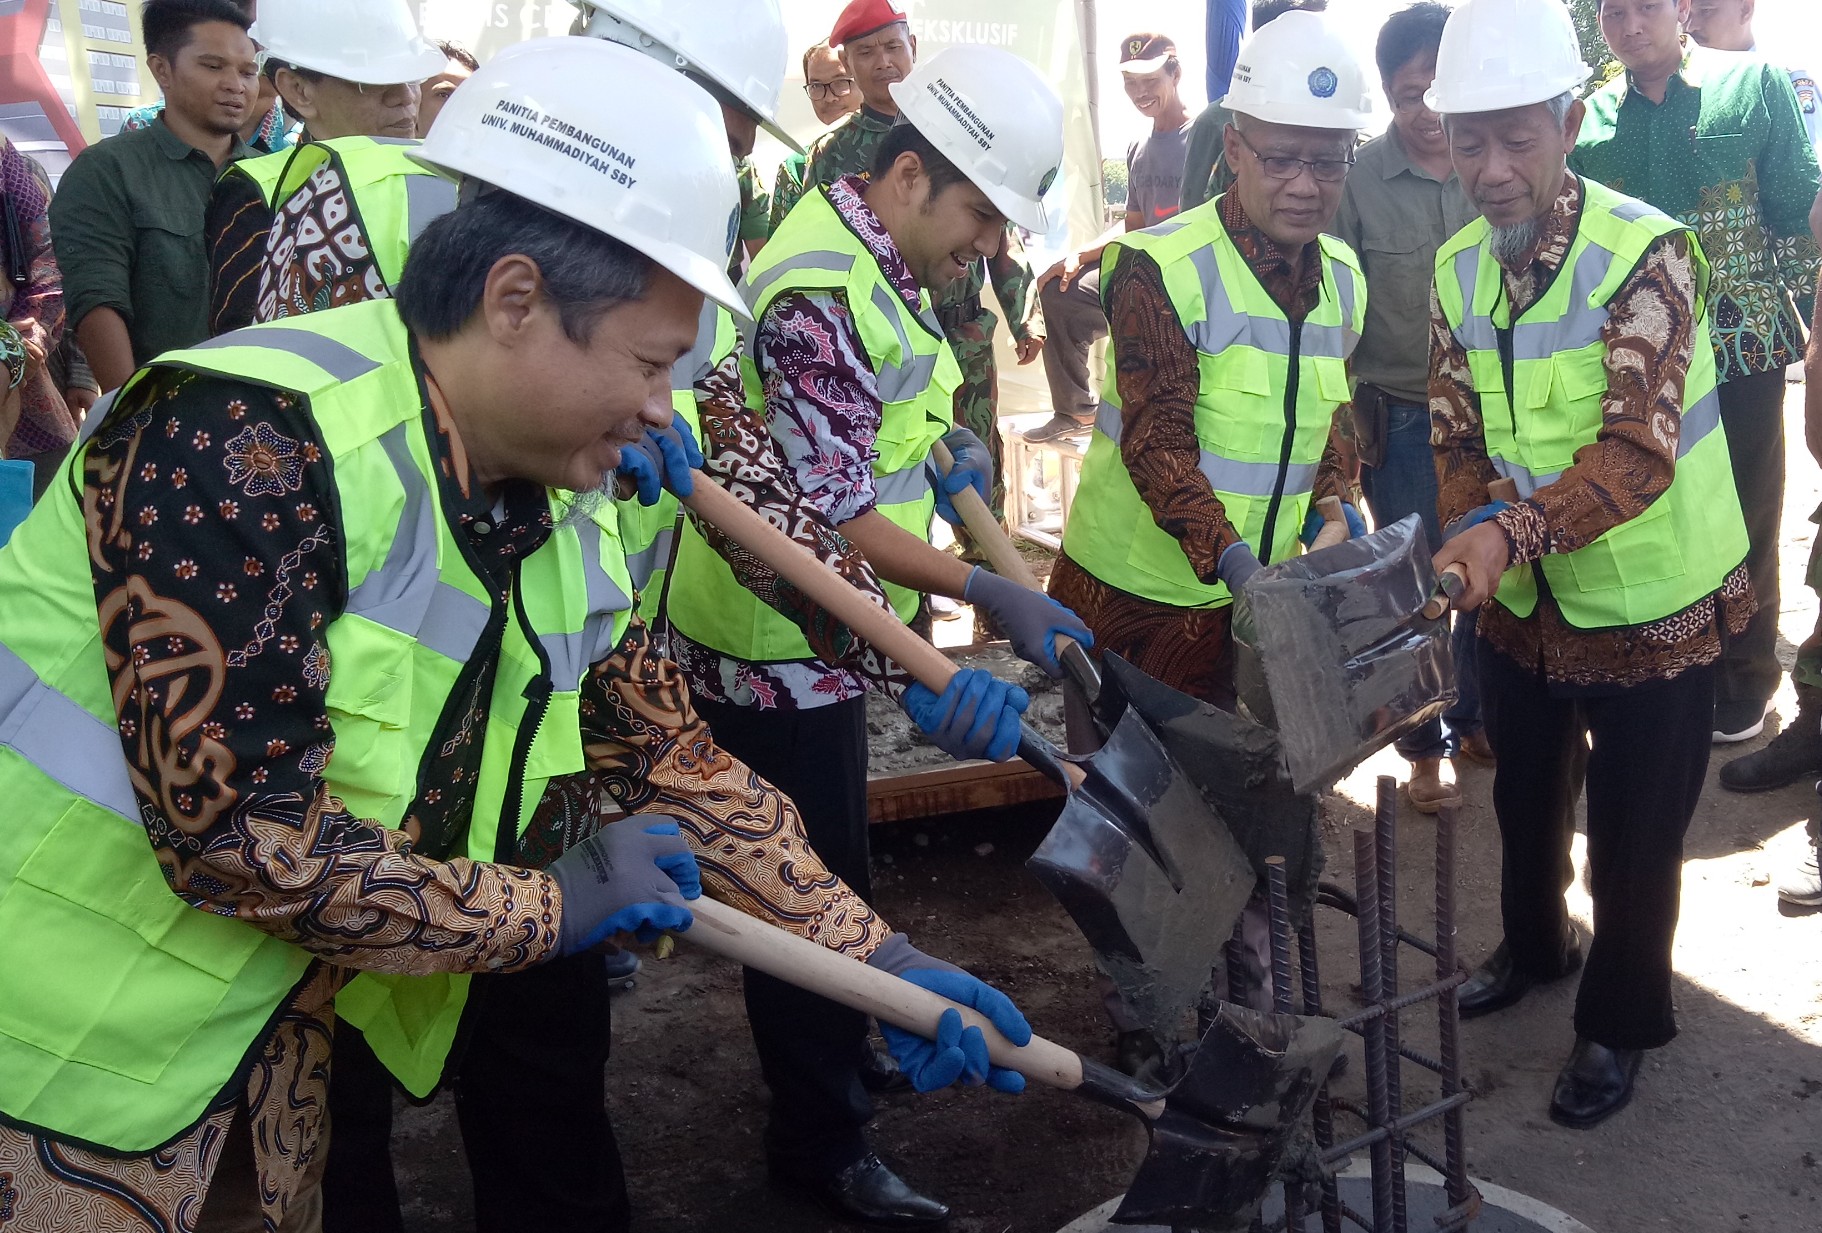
xmin=1330 ymin=2 xmax=1486 ymax=814
xmin=771 ymin=40 xmax=863 ymax=227
xmin=1053 ymin=10 xmax=1371 ymax=728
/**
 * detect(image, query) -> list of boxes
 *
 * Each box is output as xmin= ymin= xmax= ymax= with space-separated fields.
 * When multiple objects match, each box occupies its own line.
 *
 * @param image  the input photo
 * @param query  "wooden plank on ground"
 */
xmin=866 ymin=760 xmax=1063 ymax=824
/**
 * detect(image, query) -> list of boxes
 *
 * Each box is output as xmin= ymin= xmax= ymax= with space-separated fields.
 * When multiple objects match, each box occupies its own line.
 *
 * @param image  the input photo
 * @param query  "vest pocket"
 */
xmin=1558 ymin=495 xmax=1684 ymax=593
xmin=0 ymin=796 xmax=265 ymax=1083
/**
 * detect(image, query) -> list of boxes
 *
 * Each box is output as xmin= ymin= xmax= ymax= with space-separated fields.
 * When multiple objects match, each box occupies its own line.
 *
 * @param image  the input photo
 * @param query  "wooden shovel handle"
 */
xmin=1488 ymin=477 xmax=1521 ymax=505
xmin=687 ymin=896 xmax=1088 ymax=1093
xmin=682 ymin=477 xmax=961 ymax=691
xmin=1422 ymin=565 xmax=1468 ymax=620
xmin=1309 ymin=495 xmax=1350 ymax=552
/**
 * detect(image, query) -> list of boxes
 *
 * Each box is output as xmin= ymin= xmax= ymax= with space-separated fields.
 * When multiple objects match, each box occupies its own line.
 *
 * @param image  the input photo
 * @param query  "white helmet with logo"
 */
xmin=573 ymin=0 xmax=803 ymax=153
xmin=1425 ymin=0 xmax=1592 ymax=115
xmin=412 ymin=38 xmax=746 ymax=317
xmin=888 ymin=45 xmax=1065 ymax=235
xmin=250 ymin=0 xmax=446 ymax=88
xmin=1219 ymin=10 xmax=1373 ymax=130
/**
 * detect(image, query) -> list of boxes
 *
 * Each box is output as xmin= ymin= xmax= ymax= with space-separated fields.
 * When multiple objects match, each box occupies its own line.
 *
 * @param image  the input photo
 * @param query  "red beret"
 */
xmin=831 ymin=0 xmax=908 ymax=49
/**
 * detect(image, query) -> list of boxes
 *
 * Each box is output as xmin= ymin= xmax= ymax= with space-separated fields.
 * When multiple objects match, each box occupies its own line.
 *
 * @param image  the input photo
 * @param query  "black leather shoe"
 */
xmin=1457 ymin=934 xmax=1582 ymax=1020
xmin=1021 ymin=411 xmax=1094 ymax=443
xmin=858 ymin=1046 xmax=913 ymax=1095
xmin=774 ymin=1154 xmax=949 ymax=1229
xmin=1549 ymin=1038 xmax=1643 ymax=1129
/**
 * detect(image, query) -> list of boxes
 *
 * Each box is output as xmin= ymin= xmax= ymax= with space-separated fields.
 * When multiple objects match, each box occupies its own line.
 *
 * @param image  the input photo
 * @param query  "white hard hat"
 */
xmin=412 ymin=38 xmax=746 ymax=318
xmin=888 ymin=46 xmax=1065 ymax=235
xmin=250 ymin=0 xmax=446 ymax=88
xmin=574 ymin=0 xmax=803 ymax=154
xmin=1219 ymin=10 xmax=1373 ymax=130
xmin=1425 ymin=0 xmax=1592 ymax=115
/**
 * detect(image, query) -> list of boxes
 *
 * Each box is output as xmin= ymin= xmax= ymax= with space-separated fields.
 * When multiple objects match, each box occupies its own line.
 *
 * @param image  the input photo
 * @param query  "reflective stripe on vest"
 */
xmin=664 ymin=187 xmax=958 ymax=665
xmin=1061 ymin=196 xmax=1365 ymax=610
xmin=1433 ymin=177 xmax=1748 ymax=628
xmin=0 ymin=301 xmax=634 ymax=1148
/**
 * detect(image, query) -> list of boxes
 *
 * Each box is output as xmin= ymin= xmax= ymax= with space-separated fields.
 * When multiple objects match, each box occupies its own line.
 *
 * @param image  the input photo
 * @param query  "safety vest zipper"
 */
xmin=496 ymin=575 xmax=554 ymax=864
xmin=1258 ymin=319 xmax=1304 ymax=565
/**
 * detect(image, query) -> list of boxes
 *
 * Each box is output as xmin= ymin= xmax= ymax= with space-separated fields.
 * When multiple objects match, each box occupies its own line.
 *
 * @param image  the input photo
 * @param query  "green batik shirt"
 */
xmin=1572 ymin=47 xmax=1822 ymax=382
xmin=769 ymin=103 xmax=1040 ymax=343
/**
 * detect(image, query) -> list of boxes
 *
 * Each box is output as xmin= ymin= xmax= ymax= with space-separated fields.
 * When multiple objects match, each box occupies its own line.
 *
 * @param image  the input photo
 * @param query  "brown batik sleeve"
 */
xmin=580 ymin=618 xmax=893 ymax=960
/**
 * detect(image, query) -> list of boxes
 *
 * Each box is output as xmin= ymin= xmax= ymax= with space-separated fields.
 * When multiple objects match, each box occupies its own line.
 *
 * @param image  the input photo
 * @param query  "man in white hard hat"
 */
xmin=1426 ymin=0 xmax=1752 ymax=1129
xmin=1054 ymin=9 xmax=1369 ymax=731
xmin=664 ymin=44 xmax=1086 ymax=1227
xmin=204 ymin=0 xmax=449 ymax=334
xmin=0 ymin=37 xmax=1031 ymax=1233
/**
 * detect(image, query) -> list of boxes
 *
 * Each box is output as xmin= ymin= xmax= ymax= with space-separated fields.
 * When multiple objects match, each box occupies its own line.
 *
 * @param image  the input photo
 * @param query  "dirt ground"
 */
xmin=391 ymin=384 xmax=1822 ymax=1232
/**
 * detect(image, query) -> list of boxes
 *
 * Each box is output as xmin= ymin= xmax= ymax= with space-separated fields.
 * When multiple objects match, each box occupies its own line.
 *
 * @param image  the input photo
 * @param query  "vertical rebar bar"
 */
xmin=1353 ymin=827 xmax=1396 ymax=1231
xmin=1266 ymin=858 xmax=1302 ymax=1232
xmin=1374 ymin=778 xmax=1407 ymax=1232
xmin=1435 ymin=804 xmax=1471 ymax=1211
xmin=1298 ymin=914 xmax=1342 ymax=1233
xmin=1227 ymin=915 xmax=1250 ymax=1007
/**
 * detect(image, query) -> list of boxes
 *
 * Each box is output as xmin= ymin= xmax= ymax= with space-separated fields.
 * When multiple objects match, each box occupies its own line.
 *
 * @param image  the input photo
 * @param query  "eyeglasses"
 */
xmin=1234 ymin=129 xmax=1355 ymax=183
xmin=804 ymin=77 xmax=856 ymax=102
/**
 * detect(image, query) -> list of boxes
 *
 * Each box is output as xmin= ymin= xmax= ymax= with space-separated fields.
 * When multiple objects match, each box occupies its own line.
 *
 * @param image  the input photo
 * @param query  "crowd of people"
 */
xmin=0 ymin=0 xmax=1815 ymax=1229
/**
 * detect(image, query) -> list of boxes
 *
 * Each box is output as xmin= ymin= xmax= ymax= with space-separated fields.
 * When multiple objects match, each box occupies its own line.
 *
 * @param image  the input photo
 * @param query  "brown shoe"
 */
xmin=1457 ymin=730 xmax=1495 ymax=766
xmin=1405 ymin=757 xmax=1461 ymax=814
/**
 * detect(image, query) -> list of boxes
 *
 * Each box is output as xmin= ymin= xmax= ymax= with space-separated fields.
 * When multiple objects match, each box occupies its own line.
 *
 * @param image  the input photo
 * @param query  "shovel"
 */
xmin=684 ymin=893 xmax=1344 ymax=1231
xmin=679 ymin=476 xmax=1256 ymax=1041
xmin=928 ymin=443 xmax=1320 ymax=909
xmin=1233 ymin=514 xmax=1458 ymax=795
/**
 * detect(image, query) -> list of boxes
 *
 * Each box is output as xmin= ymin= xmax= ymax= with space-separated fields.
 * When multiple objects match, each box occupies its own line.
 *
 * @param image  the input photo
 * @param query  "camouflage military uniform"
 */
xmin=772 ymin=104 xmax=1044 ymax=558
xmin=730 ymin=156 xmax=771 ymax=280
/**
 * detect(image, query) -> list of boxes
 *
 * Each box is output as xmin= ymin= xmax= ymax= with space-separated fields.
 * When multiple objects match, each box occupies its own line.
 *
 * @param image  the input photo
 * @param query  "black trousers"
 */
xmin=1715 ymin=365 xmax=1788 ymax=711
xmin=1479 ymin=643 xmax=1714 ymax=1051
xmin=694 ymin=692 xmax=875 ymax=1179
xmin=322 ymin=951 xmax=629 ymax=1233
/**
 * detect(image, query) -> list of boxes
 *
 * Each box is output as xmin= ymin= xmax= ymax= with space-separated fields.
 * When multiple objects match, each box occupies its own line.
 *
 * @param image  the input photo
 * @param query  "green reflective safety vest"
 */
xmin=0 ymin=300 xmax=634 ymax=1149
xmin=261 ymin=136 xmax=457 ymax=321
xmin=665 ymin=186 xmax=959 ymax=663
xmin=617 ymin=301 xmax=742 ymax=623
xmin=221 ymin=145 xmax=293 ymax=207
xmin=1434 ymin=176 xmax=1747 ymax=629
xmin=1063 ymin=198 xmax=1366 ymax=609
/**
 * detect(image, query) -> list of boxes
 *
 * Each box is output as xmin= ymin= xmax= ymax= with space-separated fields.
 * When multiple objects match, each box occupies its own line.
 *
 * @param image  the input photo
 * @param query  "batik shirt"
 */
xmin=672 ymin=175 xmax=929 ymax=712
xmin=1431 ymin=173 xmax=1754 ymax=692
xmin=1572 ymin=47 xmax=1822 ymax=382
xmin=0 ymin=357 xmax=894 ymax=1232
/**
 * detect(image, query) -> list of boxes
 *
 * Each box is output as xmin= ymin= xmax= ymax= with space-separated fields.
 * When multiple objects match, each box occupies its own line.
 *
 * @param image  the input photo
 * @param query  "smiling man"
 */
xmin=1330 ymin=2 xmax=1484 ymax=812
xmin=1427 ymin=0 xmax=1752 ymax=1131
xmin=50 ymin=0 xmax=258 ymax=392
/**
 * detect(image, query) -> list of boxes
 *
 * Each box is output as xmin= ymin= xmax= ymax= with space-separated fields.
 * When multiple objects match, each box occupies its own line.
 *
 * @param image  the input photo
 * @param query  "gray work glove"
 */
xmin=962 ymin=567 xmax=1094 ymax=679
xmin=549 ymin=816 xmax=701 ymax=955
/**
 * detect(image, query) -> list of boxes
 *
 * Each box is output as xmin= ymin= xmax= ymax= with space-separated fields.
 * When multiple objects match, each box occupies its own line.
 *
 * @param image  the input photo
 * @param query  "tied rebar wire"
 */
xmin=1266 ymin=858 xmax=1301 ymax=1233
xmin=1373 ymin=780 xmax=1408 ymax=1230
xmin=1351 ymin=828 xmax=1396 ymax=1231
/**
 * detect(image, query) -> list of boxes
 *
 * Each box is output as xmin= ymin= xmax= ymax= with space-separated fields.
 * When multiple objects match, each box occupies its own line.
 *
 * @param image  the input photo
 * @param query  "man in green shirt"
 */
xmin=1571 ymin=0 xmax=1822 ymax=749
xmin=770 ymin=0 xmax=1043 ymax=569
xmin=50 ymin=0 xmax=257 ymax=392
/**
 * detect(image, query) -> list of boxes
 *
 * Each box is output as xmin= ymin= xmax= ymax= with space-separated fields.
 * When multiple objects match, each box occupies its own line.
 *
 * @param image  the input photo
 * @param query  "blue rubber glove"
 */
xmin=1443 ymin=500 xmax=1510 ymax=542
xmin=1298 ymin=502 xmax=1369 ymax=545
xmin=1218 ymin=541 xmax=1263 ymax=592
xmin=962 ymin=567 xmax=1093 ymax=679
xmin=932 ymin=427 xmax=992 ymax=527
xmin=549 ymin=816 xmax=701 ymax=954
xmin=616 ymin=418 xmax=704 ymax=507
xmin=866 ymin=934 xmax=1032 ymax=1094
xmin=902 ymin=668 xmax=1030 ymax=763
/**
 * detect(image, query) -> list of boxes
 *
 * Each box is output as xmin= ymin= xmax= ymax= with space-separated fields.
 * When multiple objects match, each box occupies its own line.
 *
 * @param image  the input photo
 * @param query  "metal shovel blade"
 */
xmin=1234 ymin=515 xmax=1457 ymax=794
xmin=1095 ymin=653 xmax=1323 ymax=909
xmin=1027 ymin=707 xmax=1256 ymax=1042
xmin=1112 ymin=1004 xmax=1344 ymax=1230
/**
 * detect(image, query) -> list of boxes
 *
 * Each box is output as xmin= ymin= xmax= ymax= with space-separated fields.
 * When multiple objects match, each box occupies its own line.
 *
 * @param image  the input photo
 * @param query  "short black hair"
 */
xmin=395 ymin=189 xmax=654 ymax=344
xmin=141 ymin=0 xmax=250 ymax=63
xmin=436 ymin=40 xmax=480 ymax=73
xmin=870 ymin=123 xmax=972 ymax=199
xmin=802 ymin=39 xmax=835 ymax=80
xmin=1253 ymin=0 xmax=1329 ymax=27
xmin=1375 ymin=2 xmax=1452 ymax=83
